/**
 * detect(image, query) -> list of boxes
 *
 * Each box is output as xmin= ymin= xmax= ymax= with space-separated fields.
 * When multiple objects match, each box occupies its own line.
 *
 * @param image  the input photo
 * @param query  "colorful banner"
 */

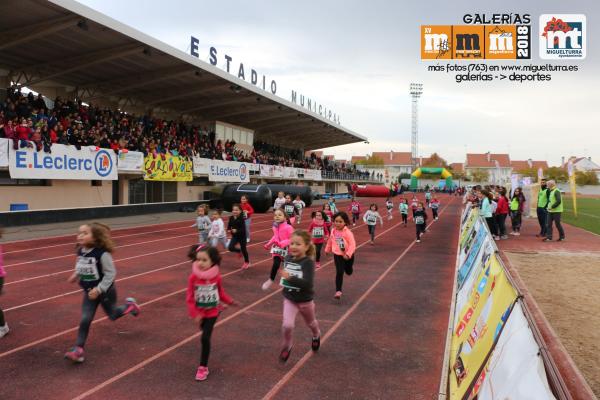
xmin=449 ymin=254 xmax=518 ymax=399
xmin=0 ymin=138 xmax=8 ymax=167
xmin=259 ymin=164 xmax=283 ymax=178
xmin=192 ymin=156 xmax=209 ymax=175
xmin=469 ymin=301 xmax=556 ymax=400
xmin=143 ymin=153 xmax=193 ymax=181
xmin=9 ymin=143 xmax=117 ymax=180
xmin=208 ymin=159 xmax=249 ymax=183
xmin=459 ymin=207 xmax=479 ymax=251
xmin=117 ymin=150 xmax=144 ymax=172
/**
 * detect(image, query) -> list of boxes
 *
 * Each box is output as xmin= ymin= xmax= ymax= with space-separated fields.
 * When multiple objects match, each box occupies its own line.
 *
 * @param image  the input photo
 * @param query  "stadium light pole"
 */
xmin=409 ymin=83 xmax=423 ymax=172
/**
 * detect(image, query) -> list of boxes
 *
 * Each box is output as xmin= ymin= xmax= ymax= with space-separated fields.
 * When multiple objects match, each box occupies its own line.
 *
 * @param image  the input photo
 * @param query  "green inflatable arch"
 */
xmin=410 ymin=167 xmax=453 ymax=190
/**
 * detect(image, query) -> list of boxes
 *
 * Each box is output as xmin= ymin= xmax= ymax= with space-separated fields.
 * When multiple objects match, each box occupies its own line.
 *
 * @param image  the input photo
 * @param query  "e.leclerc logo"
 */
xmin=15 ymin=148 xmax=113 ymax=177
xmin=94 ymin=150 xmax=113 ymax=177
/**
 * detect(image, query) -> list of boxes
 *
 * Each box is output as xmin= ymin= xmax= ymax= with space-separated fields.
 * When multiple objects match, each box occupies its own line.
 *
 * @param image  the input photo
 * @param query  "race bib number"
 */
xmin=312 ymin=226 xmax=324 ymax=239
xmin=194 ymin=283 xmax=220 ymax=308
xmin=76 ymin=256 xmax=100 ymax=281
xmin=280 ymin=261 xmax=303 ymax=289
xmin=270 ymin=246 xmax=288 ymax=257
xmin=387 ymin=203 xmax=393 ymax=210
xmin=242 ymin=210 xmax=248 ymax=219
xmin=284 ymin=205 xmax=295 ymax=216
xmin=431 ymin=203 xmax=439 ymax=209
xmin=295 ymin=203 xmax=302 ymax=210
xmin=415 ymin=216 xmax=425 ymax=224
xmin=336 ymin=236 xmax=345 ymax=250
xmin=367 ymin=215 xmax=377 ymax=224
xmin=351 ymin=205 xmax=359 ymax=212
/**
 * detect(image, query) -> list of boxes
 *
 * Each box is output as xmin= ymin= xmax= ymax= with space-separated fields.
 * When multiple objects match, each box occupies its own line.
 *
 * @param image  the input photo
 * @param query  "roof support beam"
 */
xmin=179 ymin=95 xmax=261 ymax=114
xmin=200 ymin=105 xmax=280 ymax=121
xmin=143 ymin=80 xmax=226 ymax=106
xmin=0 ymin=15 xmax=81 ymax=50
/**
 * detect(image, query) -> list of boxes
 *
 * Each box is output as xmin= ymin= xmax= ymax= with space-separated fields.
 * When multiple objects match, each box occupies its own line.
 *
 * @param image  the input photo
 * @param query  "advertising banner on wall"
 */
xmin=192 ymin=157 xmax=210 ymax=175
xmin=9 ymin=144 xmax=117 ymax=180
xmin=208 ymin=159 xmax=249 ymax=183
xmin=283 ymin=167 xmax=298 ymax=179
xmin=117 ymin=150 xmax=144 ymax=172
xmin=259 ymin=164 xmax=283 ymax=178
xmin=143 ymin=153 xmax=193 ymax=181
xmin=0 ymin=138 xmax=8 ymax=167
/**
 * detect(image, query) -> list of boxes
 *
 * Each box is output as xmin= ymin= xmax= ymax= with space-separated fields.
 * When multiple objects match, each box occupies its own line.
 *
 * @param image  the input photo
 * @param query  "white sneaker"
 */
xmin=416 ymin=239 xmax=421 ymax=243
xmin=0 ymin=324 xmax=9 ymax=338
xmin=246 ymin=238 xmax=250 ymax=243
xmin=261 ymin=279 xmax=274 ymax=291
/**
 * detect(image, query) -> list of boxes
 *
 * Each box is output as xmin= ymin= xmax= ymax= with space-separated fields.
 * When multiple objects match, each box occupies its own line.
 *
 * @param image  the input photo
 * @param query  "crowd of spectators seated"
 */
xmin=0 ymin=88 xmax=375 ymax=181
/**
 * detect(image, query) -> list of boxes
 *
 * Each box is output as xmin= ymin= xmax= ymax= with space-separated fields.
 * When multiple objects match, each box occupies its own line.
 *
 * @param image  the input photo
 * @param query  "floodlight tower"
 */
xmin=409 ymin=83 xmax=423 ymax=171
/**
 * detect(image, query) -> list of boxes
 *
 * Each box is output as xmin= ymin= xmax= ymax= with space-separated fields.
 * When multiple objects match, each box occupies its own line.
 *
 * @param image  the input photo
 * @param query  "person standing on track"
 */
xmin=363 ymin=203 xmax=384 ymax=245
xmin=262 ymin=209 xmax=295 ymax=290
xmin=348 ymin=197 xmax=361 ymax=226
xmin=544 ymin=180 xmax=566 ymax=242
xmin=399 ymin=198 xmax=409 ymax=227
xmin=227 ymin=204 xmax=250 ymax=270
xmin=536 ymin=179 xmax=549 ymax=238
xmin=208 ymin=210 xmax=228 ymax=249
xmin=0 ymin=228 xmax=8 ymax=339
xmin=240 ymin=195 xmax=254 ymax=243
xmin=186 ymin=245 xmax=236 ymax=381
xmin=278 ymin=230 xmax=321 ymax=363
xmin=495 ymin=187 xmax=509 ymax=239
xmin=325 ymin=212 xmax=356 ymax=300
xmin=293 ymin=195 xmax=306 ymax=225
xmin=191 ymin=205 xmax=211 ymax=245
xmin=509 ymin=187 xmax=526 ymax=236
xmin=308 ymin=210 xmax=329 ymax=269
xmin=414 ymin=202 xmax=428 ymax=243
xmin=65 ymin=223 xmax=140 ymax=363
xmin=385 ymin=197 xmax=394 ymax=220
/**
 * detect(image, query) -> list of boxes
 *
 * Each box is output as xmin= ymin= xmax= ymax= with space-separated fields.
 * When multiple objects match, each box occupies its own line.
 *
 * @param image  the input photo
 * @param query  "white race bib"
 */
xmin=194 ymin=283 xmax=220 ymax=308
xmin=351 ymin=205 xmax=359 ymax=212
xmin=335 ymin=236 xmax=345 ymax=250
xmin=76 ymin=256 xmax=100 ymax=281
xmin=270 ymin=246 xmax=288 ymax=257
xmin=312 ymin=226 xmax=324 ymax=239
xmin=415 ymin=216 xmax=425 ymax=224
xmin=367 ymin=215 xmax=377 ymax=224
xmin=280 ymin=261 xmax=303 ymax=290
xmin=284 ymin=205 xmax=295 ymax=216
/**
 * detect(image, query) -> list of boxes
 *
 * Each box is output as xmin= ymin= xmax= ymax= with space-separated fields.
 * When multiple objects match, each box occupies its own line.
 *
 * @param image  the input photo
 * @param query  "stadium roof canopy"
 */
xmin=0 ymin=0 xmax=368 ymax=151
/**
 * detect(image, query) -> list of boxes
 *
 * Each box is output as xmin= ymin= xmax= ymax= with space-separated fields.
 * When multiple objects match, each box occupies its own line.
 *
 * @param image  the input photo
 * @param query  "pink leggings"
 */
xmin=282 ymin=298 xmax=320 ymax=350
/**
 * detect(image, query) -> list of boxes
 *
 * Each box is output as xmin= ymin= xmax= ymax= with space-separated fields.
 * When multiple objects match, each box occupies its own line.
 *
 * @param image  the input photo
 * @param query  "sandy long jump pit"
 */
xmin=505 ymin=251 xmax=600 ymax=397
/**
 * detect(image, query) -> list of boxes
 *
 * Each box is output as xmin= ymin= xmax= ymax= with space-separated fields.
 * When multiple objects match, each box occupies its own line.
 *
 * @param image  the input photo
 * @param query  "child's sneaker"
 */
xmin=0 ymin=324 xmax=9 ymax=338
xmin=261 ymin=279 xmax=274 ymax=291
xmin=64 ymin=346 xmax=85 ymax=363
xmin=125 ymin=298 xmax=140 ymax=317
xmin=315 ymin=262 xmax=321 ymax=269
xmin=416 ymin=239 xmax=421 ymax=243
xmin=279 ymin=346 xmax=292 ymax=363
xmin=311 ymin=336 xmax=321 ymax=352
xmin=246 ymin=238 xmax=250 ymax=243
xmin=334 ymin=291 xmax=342 ymax=300
xmin=195 ymin=366 xmax=209 ymax=381
xmin=241 ymin=262 xmax=250 ymax=270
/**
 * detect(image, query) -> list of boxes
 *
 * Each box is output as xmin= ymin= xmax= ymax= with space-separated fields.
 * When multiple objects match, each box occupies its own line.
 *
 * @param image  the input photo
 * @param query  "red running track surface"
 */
xmin=0 ymin=195 xmax=461 ymax=400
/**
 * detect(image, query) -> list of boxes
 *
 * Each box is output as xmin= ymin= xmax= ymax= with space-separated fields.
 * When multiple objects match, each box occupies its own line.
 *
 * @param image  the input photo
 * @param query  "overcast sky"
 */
xmin=76 ymin=0 xmax=599 ymax=166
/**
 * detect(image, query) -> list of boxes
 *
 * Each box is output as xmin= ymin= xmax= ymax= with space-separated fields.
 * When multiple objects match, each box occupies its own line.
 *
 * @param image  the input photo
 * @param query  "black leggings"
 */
xmin=334 ymin=254 xmax=354 ymax=292
xmin=352 ymin=213 xmax=360 ymax=224
xmin=315 ymin=243 xmax=323 ymax=262
xmin=228 ymin=236 xmax=249 ymax=262
xmin=495 ymin=214 xmax=507 ymax=236
xmin=401 ymin=213 xmax=408 ymax=224
xmin=270 ymin=257 xmax=283 ymax=281
xmin=0 ymin=278 xmax=5 ymax=327
xmin=432 ymin=208 xmax=439 ymax=219
xmin=76 ymin=285 xmax=130 ymax=347
xmin=200 ymin=316 xmax=218 ymax=366
xmin=367 ymin=225 xmax=376 ymax=241
xmin=485 ymin=217 xmax=497 ymax=236
xmin=416 ymin=224 xmax=426 ymax=240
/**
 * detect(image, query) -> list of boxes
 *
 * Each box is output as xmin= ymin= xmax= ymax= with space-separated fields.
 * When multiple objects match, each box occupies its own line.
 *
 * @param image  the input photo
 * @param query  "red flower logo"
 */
xmin=542 ymin=17 xmax=573 ymax=46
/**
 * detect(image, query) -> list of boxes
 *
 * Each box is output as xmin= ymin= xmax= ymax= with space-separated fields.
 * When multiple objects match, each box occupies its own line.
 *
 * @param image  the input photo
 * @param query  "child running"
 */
xmin=328 ymin=198 xmax=338 ymax=214
xmin=399 ymin=198 xmax=409 ymax=227
xmin=308 ymin=210 xmax=329 ymax=269
xmin=283 ymin=194 xmax=299 ymax=224
xmin=227 ymin=204 xmax=250 ymax=269
xmin=414 ymin=202 xmax=428 ymax=243
xmin=65 ymin=223 xmax=140 ymax=363
xmin=262 ymin=209 xmax=295 ymax=290
xmin=186 ymin=245 xmax=236 ymax=381
xmin=0 ymin=228 xmax=7 ymax=338
xmin=279 ymin=230 xmax=321 ymax=362
xmin=411 ymin=196 xmax=419 ymax=220
xmin=240 ymin=195 xmax=254 ymax=243
xmin=348 ymin=197 xmax=361 ymax=226
xmin=385 ymin=197 xmax=394 ymax=220
xmin=192 ymin=205 xmax=211 ymax=245
xmin=325 ymin=212 xmax=356 ymax=300
xmin=293 ymin=195 xmax=306 ymax=225
xmin=430 ymin=196 xmax=440 ymax=220
xmin=363 ymin=204 xmax=384 ymax=245
xmin=322 ymin=203 xmax=334 ymax=232
xmin=273 ymin=191 xmax=286 ymax=210
xmin=208 ymin=210 xmax=228 ymax=249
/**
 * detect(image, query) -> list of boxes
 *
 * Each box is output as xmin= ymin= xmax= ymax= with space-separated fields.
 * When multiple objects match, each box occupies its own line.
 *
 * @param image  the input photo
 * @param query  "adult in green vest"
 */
xmin=544 ymin=180 xmax=565 ymax=242
xmin=536 ymin=179 xmax=549 ymax=237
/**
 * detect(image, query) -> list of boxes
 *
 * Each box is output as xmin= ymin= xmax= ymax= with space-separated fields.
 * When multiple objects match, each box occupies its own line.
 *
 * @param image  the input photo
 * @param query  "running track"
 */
xmin=0 ymin=195 xmax=461 ymax=399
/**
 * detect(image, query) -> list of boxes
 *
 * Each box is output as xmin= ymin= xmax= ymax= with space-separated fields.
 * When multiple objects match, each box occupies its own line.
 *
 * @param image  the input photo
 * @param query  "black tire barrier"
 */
xmin=221 ymin=184 xmax=273 ymax=213
xmin=264 ymin=184 xmax=313 ymax=208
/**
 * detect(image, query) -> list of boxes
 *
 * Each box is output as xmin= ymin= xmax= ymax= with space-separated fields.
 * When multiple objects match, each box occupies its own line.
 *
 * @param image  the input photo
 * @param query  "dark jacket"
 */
xmin=281 ymin=255 xmax=315 ymax=303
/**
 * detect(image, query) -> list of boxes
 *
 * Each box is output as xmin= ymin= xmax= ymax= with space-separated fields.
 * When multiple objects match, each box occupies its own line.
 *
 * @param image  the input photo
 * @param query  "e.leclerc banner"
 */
xmin=208 ymin=159 xmax=249 ymax=183
xmin=9 ymin=143 xmax=117 ymax=180
xmin=143 ymin=153 xmax=193 ymax=181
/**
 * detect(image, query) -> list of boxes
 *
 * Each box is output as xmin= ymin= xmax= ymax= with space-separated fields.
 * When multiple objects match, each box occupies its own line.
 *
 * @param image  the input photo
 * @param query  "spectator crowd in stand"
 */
xmin=0 ymin=89 xmax=374 ymax=181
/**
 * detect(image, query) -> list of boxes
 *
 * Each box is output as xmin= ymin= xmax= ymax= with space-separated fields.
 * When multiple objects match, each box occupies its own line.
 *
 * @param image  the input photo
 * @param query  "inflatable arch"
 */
xmin=410 ymin=167 xmax=453 ymax=190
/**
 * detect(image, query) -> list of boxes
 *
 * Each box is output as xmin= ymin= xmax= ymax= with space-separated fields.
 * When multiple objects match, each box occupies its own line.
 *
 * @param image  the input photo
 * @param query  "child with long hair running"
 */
xmin=411 ymin=196 xmax=419 ymax=220
xmin=348 ymin=197 xmax=361 ymax=226
xmin=322 ymin=203 xmax=333 ymax=231
xmin=0 ymin=228 xmax=7 ymax=338
xmin=385 ymin=197 xmax=394 ymax=220
xmin=399 ymin=198 xmax=409 ymax=227
xmin=283 ymin=194 xmax=299 ymax=225
xmin=293 ymin=195 xmax=306 ymax=225
xmin=227 ymin=204 xmax=250 ymax=269
xmin=325 ymin=212 xmax=356 ymax=300
xmin=186 ymin=245 xmax=236 ymax=381
xmin=191 ymin=205 xmax=211 ymax=245
xmin=363 ymin=204 xmax=383 ymax=245
xmin=278 ymin=230 xmax=321 ymax=362
xmin=430 ymin=196 xmax=440 ymax=220
xmin=240 ymin=195 xmax=254 ymax=243
xmin=65 ymin=223 xmax=140 ymax=363
xmin=414 ymin=203 xmax=428 ymax=243
xmin=262 ymin=209 xmax=295 ymax=290
xmin=208 ymin=210 xmax=228 ymax=249
xmin=308 ymin=210 xmax=329 ymax=269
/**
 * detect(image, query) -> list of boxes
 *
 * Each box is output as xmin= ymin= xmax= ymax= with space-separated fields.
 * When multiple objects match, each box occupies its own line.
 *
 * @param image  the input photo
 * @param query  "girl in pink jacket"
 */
xmin=325 ymin=211 xmax=356 ymax=300
xmin=262 ymin=208 xmax=295 ymax=290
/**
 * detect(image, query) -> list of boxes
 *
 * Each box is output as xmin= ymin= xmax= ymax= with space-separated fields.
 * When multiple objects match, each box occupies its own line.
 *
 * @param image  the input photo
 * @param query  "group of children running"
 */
xmin=0 ymin=191 xmax=442 ymax=384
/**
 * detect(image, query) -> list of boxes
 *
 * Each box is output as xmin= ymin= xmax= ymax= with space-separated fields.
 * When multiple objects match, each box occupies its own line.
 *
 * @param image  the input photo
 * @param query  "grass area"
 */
xmin=562 ymin=197 xmax=600 ymax=235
